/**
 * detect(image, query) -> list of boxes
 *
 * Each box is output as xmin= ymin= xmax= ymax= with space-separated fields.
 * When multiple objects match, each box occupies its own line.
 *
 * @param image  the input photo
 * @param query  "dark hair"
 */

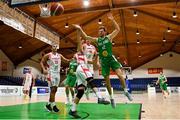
xmin=99 ymin=26 xmax=107 ymax=32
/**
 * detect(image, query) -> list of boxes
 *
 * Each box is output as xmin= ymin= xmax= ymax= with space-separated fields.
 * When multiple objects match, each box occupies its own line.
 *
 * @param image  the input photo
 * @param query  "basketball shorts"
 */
xmin=100 ymin=55 xmax=122 ymax=77
xmin=87 ymin=64 xmax=94 ymax=75
xmin=47 ymin=72 xmax=60 ymax=87
xmin=76 ymin=64 xmax=93 ymax=86
xmin=160 ymin=83 xmax=167 ymax=91
xmin=23 ymin=80 xmax=32 ymax=91
xmin=65 ymin=74 xmax=77 ymax=87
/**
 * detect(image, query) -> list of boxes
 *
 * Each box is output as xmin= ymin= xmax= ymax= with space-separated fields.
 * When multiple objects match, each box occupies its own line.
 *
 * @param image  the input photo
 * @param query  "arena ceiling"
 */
xmin=0 ymin=0 xmax=180 ymax=69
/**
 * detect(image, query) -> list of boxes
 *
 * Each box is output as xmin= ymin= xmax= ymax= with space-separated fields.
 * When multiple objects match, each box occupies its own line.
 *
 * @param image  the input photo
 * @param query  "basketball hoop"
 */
xmin=39 ymin=3 xmax=51 ymax=17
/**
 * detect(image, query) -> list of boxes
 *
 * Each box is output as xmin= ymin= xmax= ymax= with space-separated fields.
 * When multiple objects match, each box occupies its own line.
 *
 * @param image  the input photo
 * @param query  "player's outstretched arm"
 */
xmin=77 ymin=29 xmax=83 ymax=52
xmin=61 ymin=54 xmax=70 ymax=63
xmin=32 ymin=74 xmax=35 ymax=86
xmin=107 ymin=13 xmax=120 ymax=41
xmin=72 ymin=24 xmax=97 ymax=43
xmin=164 ymin=75 xmax=168 ymax=83
xmin=40 ymin=54 xmax=49 ymax=74
xmin=156 ymin=79 xmax=159 ymax=85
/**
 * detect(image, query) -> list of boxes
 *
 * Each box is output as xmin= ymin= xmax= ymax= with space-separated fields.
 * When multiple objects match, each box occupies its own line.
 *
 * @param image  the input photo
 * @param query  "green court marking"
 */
xmin=0 ymin=102 xmax=141 ymax=119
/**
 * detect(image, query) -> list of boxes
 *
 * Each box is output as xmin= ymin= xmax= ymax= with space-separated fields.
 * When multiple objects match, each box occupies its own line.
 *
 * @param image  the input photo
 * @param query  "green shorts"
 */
xmin=160 ymin=83 xmax=167 ymax=91
xmin=65 ymin=75 xmax=77 ymax=87
xmin=100 ymin=55 xmax=122 ymax=77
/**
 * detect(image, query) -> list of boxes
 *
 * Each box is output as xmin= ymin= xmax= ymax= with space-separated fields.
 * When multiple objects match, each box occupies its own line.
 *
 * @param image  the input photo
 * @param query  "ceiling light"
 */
xmin=112 ymin=41 xmax=115 ymax=45
xmin=98 ymin=19 xmax=102 ymax=25
xmin=167 ymin=27 xmax=171 ymax=33
xmin=83 ymin=0 xmax=89 ymax=7
xmin=136 ymin=29 xmax=140 ymax=35
xmin=163 ymin=37 xmax=166 ymax=42
xmin=18 ymin=44 xmax=22 ymax=49
xmin=160 ymin=54 xmax=163 ymax=57
xmin=137 ymin=39 xmax=140 ymax=44
xmin=172 ymin=11 xmax=177 ymax=18
xmin=138 ymin=55 xmax=141 ymax=58
xmin=65 ymin=23 xmax=69 ymax=28
xmin=133 ymin=11 xmax=138 ymax=17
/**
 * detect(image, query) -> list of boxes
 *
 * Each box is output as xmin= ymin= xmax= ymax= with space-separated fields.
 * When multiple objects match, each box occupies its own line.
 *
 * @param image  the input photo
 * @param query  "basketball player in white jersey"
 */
xmin=40 ymin=44 xmax=70 ymax=113
xmin=23 ymin=68 xmax=35 ymax=100
xmin=69 ymin=30 xmax=109 ymax=118
xmin=82 ymin=40 xmax=97 ymax=75
xmin=82 ymin=39 xmax=106 ymax=101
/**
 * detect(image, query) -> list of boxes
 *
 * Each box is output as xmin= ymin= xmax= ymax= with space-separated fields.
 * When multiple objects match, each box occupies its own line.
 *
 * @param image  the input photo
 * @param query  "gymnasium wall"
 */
xmin=13 ymin=54 xmax=42 ymax=78
xmin=0 ymin=50 xmax=14 ymax=76
xmin=0 ymin=50 xmax=42 ymax=78
xmin=13 ymin=59 xmax=42 ymax=78
xmin=132 ymin=52 xmax=180 ymax=78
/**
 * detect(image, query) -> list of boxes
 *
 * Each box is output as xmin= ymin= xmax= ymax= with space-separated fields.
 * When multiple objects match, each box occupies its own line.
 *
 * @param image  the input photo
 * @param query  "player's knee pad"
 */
xmin=76 ymin=89 xmax=85 ymax=99
xmin=86 ymin=77 xmax=96 ymax=88
xmin=86 ymin=77 xmax=93 ymax=82
xmin=76 ymin=85 xmax=85 ymax=99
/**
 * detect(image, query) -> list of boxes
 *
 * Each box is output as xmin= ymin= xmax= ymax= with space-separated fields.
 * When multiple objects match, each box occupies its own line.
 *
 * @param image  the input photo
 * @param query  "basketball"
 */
xmin=50 ymin=3 xmax=64 ymax=16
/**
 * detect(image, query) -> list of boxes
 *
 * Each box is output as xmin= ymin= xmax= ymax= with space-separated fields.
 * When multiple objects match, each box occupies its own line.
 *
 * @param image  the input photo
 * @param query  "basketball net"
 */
xmin=39 ymin=3 xmax=51 ymax=17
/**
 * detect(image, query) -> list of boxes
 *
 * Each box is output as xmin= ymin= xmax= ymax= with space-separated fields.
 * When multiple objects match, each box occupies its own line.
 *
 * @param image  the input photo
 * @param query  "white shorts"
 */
xmin=76 ymin=64 xmax=93 ymax=86
xmin=93 ymin=69 xmax=99 ymax=78
xmin=47 ymin=72 xmax=60 ymax=87
xmin=87 ymin=64 xmax=94 ymax=75
xmin=23 ymin=80 xmax=32 ymax=91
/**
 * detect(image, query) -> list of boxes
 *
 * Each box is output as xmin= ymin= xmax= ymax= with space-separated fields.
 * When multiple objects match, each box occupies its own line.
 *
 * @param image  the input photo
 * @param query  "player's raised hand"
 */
xmin=107 ymin=12 xmax=114 ymax=20
xmin=72 ymin=24 xmax=81 ymax=29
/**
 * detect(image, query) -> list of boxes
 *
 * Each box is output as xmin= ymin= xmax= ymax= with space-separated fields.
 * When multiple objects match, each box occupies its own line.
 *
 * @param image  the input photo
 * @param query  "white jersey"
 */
xmin=83 ymin=43 xmax=96 ymax=61
xmin=83 ymin=43 xmax=96 ymax=74
xmin=75 ymin=52 xmax=88 ymax=65
xmin=23 ymin=73 xmax=33 ymax=90
xmin=75 ymin=52 xmax=92 ymax=86
xmin=47 ymin=52 xmax=61 ymax=73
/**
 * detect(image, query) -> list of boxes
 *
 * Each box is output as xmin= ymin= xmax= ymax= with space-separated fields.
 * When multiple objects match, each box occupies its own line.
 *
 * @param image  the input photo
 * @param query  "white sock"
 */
xmin=124 ymin=88 xmax=128 ymax=93
xmin=72 ymin=96 xmax=75 ymax=101
xmin=67 ymin=97 xmax=70 ymax=101
xmin=96 ymin=92 xmax=102 ymax=99
xmin=110 ymin=94 xmax=113 ymax=99
xmin=47 ymin=102 xmax=51 ymax=105
xmin=71 ymin=102 xmax=77 ymax=111
xmin=51 ymin=102 xmax=56 ymax=107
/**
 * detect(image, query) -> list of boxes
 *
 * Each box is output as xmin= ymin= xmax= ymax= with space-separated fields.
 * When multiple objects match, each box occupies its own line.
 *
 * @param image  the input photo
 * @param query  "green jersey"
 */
xmin=96 ymin=36 xmax=122 ymax=77
xmin=67 ymin=59 xmax=78 ymax=76
xmin=158 ymin=75 xmax=166 ymax=86
xmin=97 ymin=36 xmax=112 ymax=58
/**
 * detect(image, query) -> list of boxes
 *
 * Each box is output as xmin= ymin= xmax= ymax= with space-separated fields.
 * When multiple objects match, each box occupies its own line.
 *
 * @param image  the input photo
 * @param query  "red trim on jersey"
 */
xmin=47 ymin=73 xmax=51 ymax=81
xmin=78 ymin=57 xmax=85 ymax=61
xmin=80 ymin=65 xmax=89 ymax=77
xmin=76 ymin=53 xmax=86 ymax=64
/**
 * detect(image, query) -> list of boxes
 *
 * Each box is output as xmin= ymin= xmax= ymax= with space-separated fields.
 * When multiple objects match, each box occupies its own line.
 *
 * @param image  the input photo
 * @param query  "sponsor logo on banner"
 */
xmin=148 ymin=68 xmax=163 ymax=74
xmin=0 ymin=86 xmax=21 ymax=96
xmin=37 ymin=87 xmax=49 ymax=94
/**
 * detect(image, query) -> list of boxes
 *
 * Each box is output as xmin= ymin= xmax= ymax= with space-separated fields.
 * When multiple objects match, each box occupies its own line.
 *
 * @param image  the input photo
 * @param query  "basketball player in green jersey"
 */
xmin=64 ymin=58 xmax=78 ymax=105
xmin=73 ymin=13 xmax=132 ymax=108
xmin=156 ymin=72 xmax=169 ymax=98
